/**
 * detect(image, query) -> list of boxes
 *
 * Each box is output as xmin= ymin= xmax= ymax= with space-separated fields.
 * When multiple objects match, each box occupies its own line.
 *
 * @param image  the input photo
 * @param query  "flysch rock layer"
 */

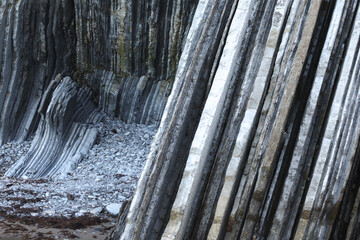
xmin=5 ymin=77 xmax=102 ymax=179
xmin=113 ymin=0 xmax=360 ymax=239
xmin=74 ymin=0 xmax=198 ymax=125
xmin=2 ymin=0 xmax=360 ymax=239
xmin=0 ymin=0 xmax=197 ymax=147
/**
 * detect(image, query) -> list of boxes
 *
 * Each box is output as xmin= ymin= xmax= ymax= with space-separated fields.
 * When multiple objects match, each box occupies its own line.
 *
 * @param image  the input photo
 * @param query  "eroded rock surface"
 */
xmin=5 ymin=77 xmax=102 ymax=178
xmin=1 ymin=0 xmax=360 ymax=240
xmin=114 ymin=0 xmax=360 ymax=240
xmin=0 ymin=115 xmax=156 ymax=218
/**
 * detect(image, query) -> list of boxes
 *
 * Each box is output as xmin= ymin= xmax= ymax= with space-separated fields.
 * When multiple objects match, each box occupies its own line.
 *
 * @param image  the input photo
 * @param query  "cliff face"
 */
xmin=2 ymin=0 xmax=360 ymax=239
xmin=74 ymin=0 xmax=197 ymax=124
xmin=113 ymin=0 xmax=360 ymax=239
xmin=0 ymin=0 xmax=196 ymax=178
xmin=0 ymin=0 xmax=76 ymax=144
xmin=0 ymin=0 xmax=196 ymax=146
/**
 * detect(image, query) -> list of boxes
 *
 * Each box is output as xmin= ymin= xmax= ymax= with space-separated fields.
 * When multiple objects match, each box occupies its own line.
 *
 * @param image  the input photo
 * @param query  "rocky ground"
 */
xmin=0 ymin=115 xmax=157 ymax=239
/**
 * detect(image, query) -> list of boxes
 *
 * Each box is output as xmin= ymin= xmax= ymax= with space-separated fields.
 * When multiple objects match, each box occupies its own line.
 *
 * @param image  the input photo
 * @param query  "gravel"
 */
xmin=0 ymin=115 xmax=157 ymax=218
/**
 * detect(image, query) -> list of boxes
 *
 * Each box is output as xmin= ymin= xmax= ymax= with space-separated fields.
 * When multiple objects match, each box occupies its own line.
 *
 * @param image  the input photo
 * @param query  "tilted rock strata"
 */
xmin=0 ymin=0 xmax=76 ymax=144
xmin=2 ymin=0 xmax=360 ymax=239
xmin=0 ymin=0 xmax=196 ymax=180
xmin=0 ymin=0 xmax=197 ymax=146
xmin=5 ymin=77 xmax=102 ymax=179
xmin=74 ymin=0 xmax=197 ymax=124
xmin=114 ymin=0 xmax=360 ymax=239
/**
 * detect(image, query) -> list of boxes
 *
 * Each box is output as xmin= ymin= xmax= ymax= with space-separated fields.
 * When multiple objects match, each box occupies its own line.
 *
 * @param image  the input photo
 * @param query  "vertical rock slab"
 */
xmin=294 ymin=2 xmax=360 ymax=238
xmin=5 ymin=77 xmax=102 ymax=179
xmin=74 ymin=0 xmax=198 ymax=125
xmin=117 ymin=0 xmax=238 ymax=239
xmin=115 ymin=0 xmax=360 ymax=239
xmin=0 ymin=0 xmax=76 ymax=144
xmin=207 ymin=0 xmax=294 ymax=238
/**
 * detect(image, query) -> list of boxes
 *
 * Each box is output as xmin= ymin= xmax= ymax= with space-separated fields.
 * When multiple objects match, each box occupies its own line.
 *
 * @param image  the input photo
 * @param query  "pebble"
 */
xmin=90 ymin=207 xmax=103 ymax=215
xmin=75 ymin=212 xmax=84 ymax=217
xmin=44 ymin=210 xmax=56 ymax=215
xmin=106 ymin=203 xmax=121 ymax=216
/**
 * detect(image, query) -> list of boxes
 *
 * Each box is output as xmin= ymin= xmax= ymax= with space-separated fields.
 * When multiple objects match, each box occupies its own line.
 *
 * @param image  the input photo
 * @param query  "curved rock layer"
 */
xmin=5 ymin=77 xmax=102 ymax=179
xmin=115 ymin=0 xmax=360 ymax=239
xmin=0 ymin=0 xmax=76 ymax=144
xmin=0 ymin=0 xmax=197 ymax=145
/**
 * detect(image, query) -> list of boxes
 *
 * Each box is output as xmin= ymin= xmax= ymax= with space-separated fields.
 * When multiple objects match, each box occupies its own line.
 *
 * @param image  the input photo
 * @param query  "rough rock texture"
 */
xmin=74 ymin=0 xmax=198 ymax=124
xmin=5 ymin=77 xmax=102 ymax=178
xmin=0 ymin=0 xmax=197 ymax=147
xmin=2 ymin=0 xmax=360 ymax=239
xmin=114 ymin=0 xmax=360 ymax=239
xmin=0 ymin=0 xmax=196 ymax=180
xmin=0 ymin=0 xmax=76 ymax=144
xmin=0 ymin=116 xmax=155 ymax=219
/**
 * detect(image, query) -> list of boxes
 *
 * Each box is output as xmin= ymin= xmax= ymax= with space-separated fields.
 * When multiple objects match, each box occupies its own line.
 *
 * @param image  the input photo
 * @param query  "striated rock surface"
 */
xmin=74 ymin=0 xmax=198 ymax=124
xmin=0 ymin=0 xmax=196 ymax=180
xmin=5 ymin=77 xmax=102 ymax=178
xmin=113 ymin=0 xmax=360 ymax=239
xmin=2 ymin=0 xmax=360 ymax=239
xmin=0 ymin=0 xmax=197 ymax=146
xmin=0 ymin=0 xmax=76 ymax=144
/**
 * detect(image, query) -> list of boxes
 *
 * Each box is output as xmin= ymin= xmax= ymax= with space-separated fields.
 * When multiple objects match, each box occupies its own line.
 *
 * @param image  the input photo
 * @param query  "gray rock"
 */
xmin=5 ymin=78 xmax=102 ymax=179
xmin=90 ymin=207 xmax=103 ymax=215
xmin=106 ymin=203 xmax=122 ymax=216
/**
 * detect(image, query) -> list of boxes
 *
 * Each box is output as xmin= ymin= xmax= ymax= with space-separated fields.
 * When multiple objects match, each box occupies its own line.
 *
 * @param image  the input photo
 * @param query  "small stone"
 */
xmin=75 ymin=212 xmax=84 ymax=217
xmin=95 ymin=175 xmax=104 ymax=182
xmin=124 ymin=132 xmax=130 ymax=136
xmin=106 ymin=203 xmax=121 ymax=216
xmin=67 ymin=193 xmax=75 ymax=200
xmin=90 ymin=207 xmax=103 ymax=215
xmin=30 ymin=213 xmax=39 ymax=217
xmin=44 ymin=210 xmax=55 ymax=215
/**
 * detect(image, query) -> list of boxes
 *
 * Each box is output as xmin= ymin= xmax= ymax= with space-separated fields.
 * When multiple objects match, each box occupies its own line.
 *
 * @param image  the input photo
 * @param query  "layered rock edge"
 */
xmin=1 ymin=0 xmax=360 ymax=239
xmin=113 ymin=0 xmax=360 ymax=239
xmin=5 ymin=77 xmax=102 ymax=179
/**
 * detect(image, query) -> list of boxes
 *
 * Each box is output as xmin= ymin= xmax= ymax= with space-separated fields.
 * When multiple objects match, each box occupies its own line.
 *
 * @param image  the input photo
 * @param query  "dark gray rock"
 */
xmin=2 ymin=0 xmax=360 ymax=240
xmin=5 ymin=77 xmax=102 ymax=178
xmin=0 ymin=0 xmax=76 ymax=144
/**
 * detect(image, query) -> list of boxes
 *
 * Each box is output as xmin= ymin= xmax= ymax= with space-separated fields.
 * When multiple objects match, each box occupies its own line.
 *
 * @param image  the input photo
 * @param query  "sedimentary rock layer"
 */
xmin=2 ymin=0 xmax=360 ymax=239
xmin=0 ymin=0 xmax=76 ymax=144
xmin=0 ymin=0 xmax=197 ymax=147
xmin=74 ymin=0 xmax=197 ymax=124
xmin=114 ymin=0 xmax=360 ymax=239
xmin=5 ymin=77 xmax=102 ymax=179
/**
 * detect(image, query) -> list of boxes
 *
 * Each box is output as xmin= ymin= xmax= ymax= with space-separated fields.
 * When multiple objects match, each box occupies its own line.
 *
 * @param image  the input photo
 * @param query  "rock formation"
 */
xmin=112 ymin=0 xmax=360 ymax=239
xmin=1 ymin=0 xmax=360 ymax=239
xmin=5 ymin=77 xmax=102 ymax=179
xmin=0 ymin=0 xmax=197 ymax=147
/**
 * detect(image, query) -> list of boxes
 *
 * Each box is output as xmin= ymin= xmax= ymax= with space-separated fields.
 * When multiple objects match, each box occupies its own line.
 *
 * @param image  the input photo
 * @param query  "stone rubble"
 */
xmin=0 ymin=115 xmax=156 ymax=219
